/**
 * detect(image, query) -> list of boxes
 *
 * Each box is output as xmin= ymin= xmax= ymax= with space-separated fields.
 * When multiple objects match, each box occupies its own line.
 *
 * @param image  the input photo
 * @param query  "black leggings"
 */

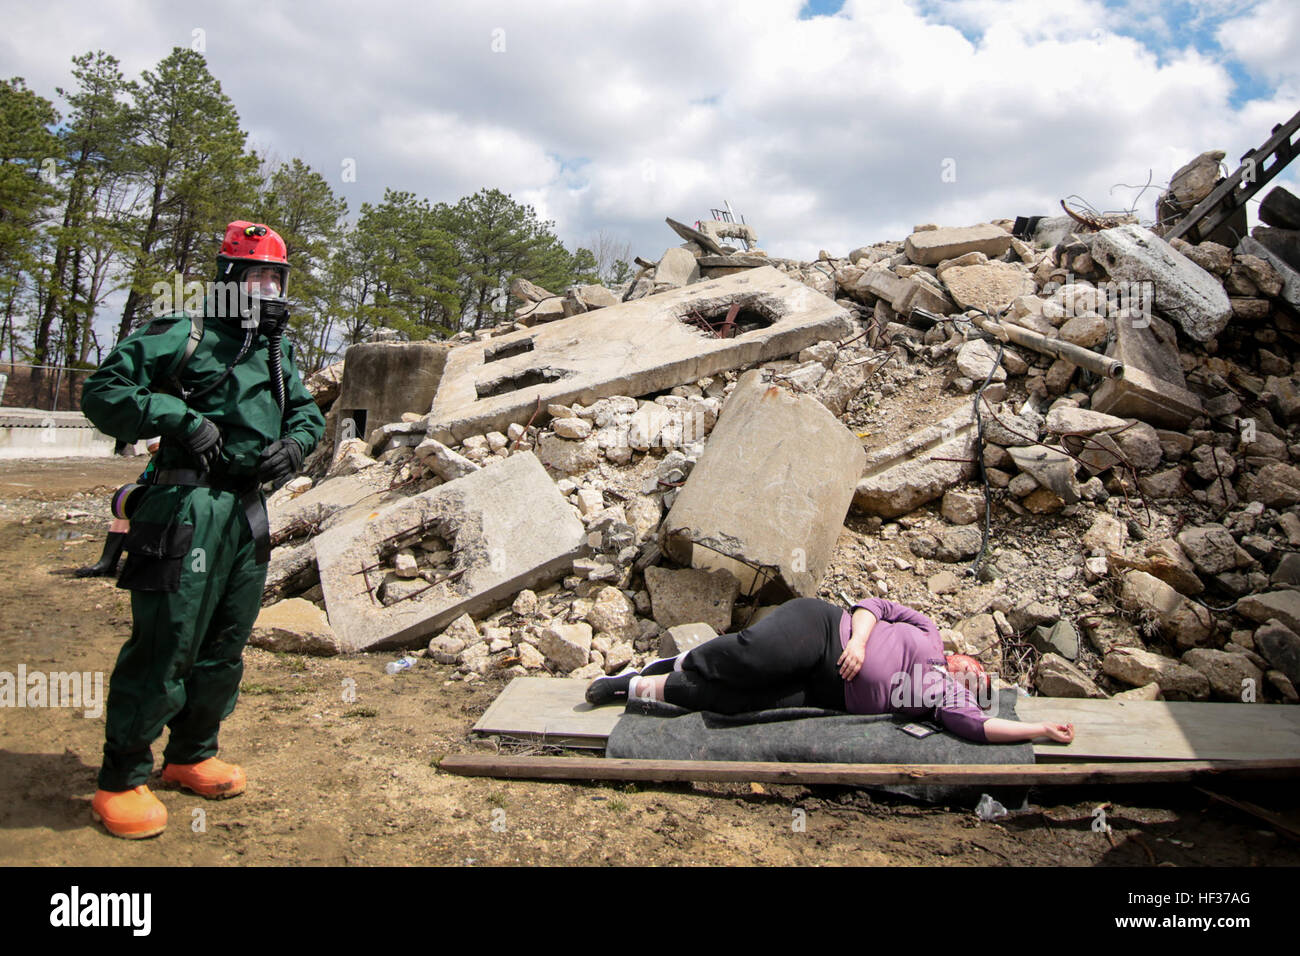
xmin=662 ymin=597 xmax=846 ymax=713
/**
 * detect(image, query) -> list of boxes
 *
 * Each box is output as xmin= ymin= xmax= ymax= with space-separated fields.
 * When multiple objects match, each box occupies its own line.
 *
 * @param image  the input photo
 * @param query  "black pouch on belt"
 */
xmin=116 ymin=520 xmax=195 ymax=593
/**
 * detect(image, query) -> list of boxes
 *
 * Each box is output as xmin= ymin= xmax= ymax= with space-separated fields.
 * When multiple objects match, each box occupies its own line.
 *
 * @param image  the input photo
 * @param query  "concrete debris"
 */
xmin=854 ymin=406 xmax=977 ymax=518
xmin=256 ymin=182 xmax=1300 ymax=712
xmin=251 ymin=598 xmax=342 ymax=656
xmin=660 ymin=622 xmax=719 ymax=657
xmin=1090 ymin=225 xmax=1233 ymax=342
xmin=644 ymin=565 xmax=740 ymax=634
xmin=904 ymin=223 xmax=1012 ymax=266
xmin=661 ymin=369 xmax=865 ymax=599
xmin=426 ymin=267 xmax=853 ymax=445
xmin=314 ymin=452 xmax=585 ymax=652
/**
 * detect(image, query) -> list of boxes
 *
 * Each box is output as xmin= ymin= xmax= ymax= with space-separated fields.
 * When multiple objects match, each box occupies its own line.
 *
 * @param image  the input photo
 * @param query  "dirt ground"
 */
xmin=1 ymin=457 xmax=1298 ymax=867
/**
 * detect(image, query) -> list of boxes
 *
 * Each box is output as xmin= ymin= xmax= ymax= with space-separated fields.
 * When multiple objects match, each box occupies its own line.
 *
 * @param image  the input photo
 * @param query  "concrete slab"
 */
xmin=904 ymin=224 xmax=1012 ymax=266
xmin=1090 ymin=224 xmax=1232 ymax=342
xmin=269 ymin=466 xmax=401 ymax=543
xmin=660 ymin=370 xmax=866 ymax=599
xmin=1092 ymin=365 xmax=1204 ymax=429
xmin=425 ymin=267 xmax=855 ymax=444
xmin=853 ymin=405 xmax=978 ymax=518
xmin=314 ymin=452 xmax=586 ymax=652
xmin=473 ymin=677 xmax=621 ymax=749
xmin=1090 ymin=312 xmax=1203 ymax=428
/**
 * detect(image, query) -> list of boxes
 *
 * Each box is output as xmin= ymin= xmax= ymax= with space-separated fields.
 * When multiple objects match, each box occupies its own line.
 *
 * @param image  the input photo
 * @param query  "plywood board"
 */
xmin=474 ymin=682 xmax=1300 ymax=762
xmin=473 ymin=677 xmax=622 ymax=749
xmin=1018 ymin=697 xmax=1300 ymax=761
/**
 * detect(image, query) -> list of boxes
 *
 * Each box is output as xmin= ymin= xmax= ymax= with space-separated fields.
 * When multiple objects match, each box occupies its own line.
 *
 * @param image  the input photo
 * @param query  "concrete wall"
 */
xmin=0 ymin=409 xmax=118 ymax=460
xmin=334 ymin=341 xmax=451 ymax=450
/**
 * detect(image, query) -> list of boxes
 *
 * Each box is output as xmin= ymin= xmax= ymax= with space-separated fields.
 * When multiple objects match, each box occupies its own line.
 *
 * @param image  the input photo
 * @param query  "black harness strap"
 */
xmin=149 ymin=468 xmax=271 ymax=565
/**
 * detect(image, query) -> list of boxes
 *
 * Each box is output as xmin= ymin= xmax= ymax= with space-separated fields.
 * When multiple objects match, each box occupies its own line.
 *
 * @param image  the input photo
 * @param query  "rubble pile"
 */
xmin=254 ymin=179 xmax=1300 ymax=714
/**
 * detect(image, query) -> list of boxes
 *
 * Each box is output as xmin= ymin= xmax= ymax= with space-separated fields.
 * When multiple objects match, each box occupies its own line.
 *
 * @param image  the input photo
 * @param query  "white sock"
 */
xmin=674 ymin=650 xmax=689 ymax=672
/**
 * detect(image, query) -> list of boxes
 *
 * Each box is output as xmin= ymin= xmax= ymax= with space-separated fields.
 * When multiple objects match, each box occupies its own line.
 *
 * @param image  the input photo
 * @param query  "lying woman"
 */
xmin=586 ymin=596 xmax=1074 ymax=744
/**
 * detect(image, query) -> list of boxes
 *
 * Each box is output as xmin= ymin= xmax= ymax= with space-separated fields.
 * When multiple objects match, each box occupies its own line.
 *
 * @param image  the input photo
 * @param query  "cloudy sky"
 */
xmin=5 ymin=0 xmax=1299 ymax=268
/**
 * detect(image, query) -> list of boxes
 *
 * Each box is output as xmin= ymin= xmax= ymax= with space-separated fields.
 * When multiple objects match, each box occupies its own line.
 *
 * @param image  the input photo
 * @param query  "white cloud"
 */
xmin=3 ymin=0 xmax=1296 ymax=280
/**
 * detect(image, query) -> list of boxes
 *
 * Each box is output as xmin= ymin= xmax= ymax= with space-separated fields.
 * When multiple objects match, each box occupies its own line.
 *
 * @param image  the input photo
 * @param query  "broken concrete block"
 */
xmin=1240 ymin=462 xmax=1300 ymax=508
xmin=269 ymin=467 xmax=406 ymax=546
xmin=535 ymin=433 xmax=601 ymax=475
xmin=1090 ymin=224 xmax=1232 ymax=342
xmin=262 ymin=539 xmax=320 ymax=605
xmin=585 ymin=585 xmax=637 ymax=634
xmin=1102 ymin=647 xmax=1210 ymax=700
xmin=1241 ymin=233 xmax=1300 ymax=311
xmin=314 ymin=453 xmax=585 ymax=652
xmin=1091 ymin=365 xmax=1203 ymax=430
xmin=941 ymin=262 xmax=1035 ymax=313
xmin=1238 ymin=591 xmax=1300 ymax=635
xmin=854 ymin=405 xmax=977 ymax=518
xmin=538 ymin=622 xmax=593 ymax=672
xmin=660 ymin=370 xmax=865 ymax=598
xmin=250 ymin=598 xmax=341 ymax=656
xmin=1034 ymin=653 xmax=1103 ymax=698
xmin=940 ymin=489 xmax=982 ymax=525
xmin=655 ymin=247 xmax=701 ymax=288
xmin=955 ymin=339 xmax=1006 ymax=383
xmin=1007 ymin=445 xmax=1078 ymax=504
xmin=1045 ymin=405 xmax=1127 ymax=436
xmin=904 ymin=224 xmax=1012 ymax=267
xmin=1181 ymin=647 xmax=1262 ymax=702
xmin=1175 ymin=525 xmax=1239 ymax=576
xmin=1117 ymin=570 xmax=1214 ymax=649
xmin=426 ymin=267 xmax=854 ymax=444
xmin=414 ymin=438 xmax=480 ymax=481
xmin=659 ymin=622 xmax=719 ymax=657
xmin=644 ymin=566 xmax=740 ymax=635
xmin=1254 ymin=620 xmax=1300 ymax=687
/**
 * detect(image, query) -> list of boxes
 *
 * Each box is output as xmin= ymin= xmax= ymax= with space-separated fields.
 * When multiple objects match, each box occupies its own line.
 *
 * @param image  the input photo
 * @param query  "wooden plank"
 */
xmin=1017 ymin=697 xmax=1300 ymax=761
xmin=1196 ymin=788 xmax=1300 ymax=842
xmin=439 ymin=754 xmax=1300 ymax=787
xmin=472 ymin=677 xmax=621 ymax=748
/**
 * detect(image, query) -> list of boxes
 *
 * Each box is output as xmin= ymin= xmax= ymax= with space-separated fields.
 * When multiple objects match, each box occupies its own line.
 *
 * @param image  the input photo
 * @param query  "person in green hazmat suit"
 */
xmin=79 ymin=221 xmax=325 ymax=839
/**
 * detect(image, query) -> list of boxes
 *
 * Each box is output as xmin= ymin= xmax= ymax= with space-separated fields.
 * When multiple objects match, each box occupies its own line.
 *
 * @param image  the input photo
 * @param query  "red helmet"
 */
xmin=217 ymin=221 xmax=290 ymax=290
xmin=220 ymin=221 xmax=288 ymax=265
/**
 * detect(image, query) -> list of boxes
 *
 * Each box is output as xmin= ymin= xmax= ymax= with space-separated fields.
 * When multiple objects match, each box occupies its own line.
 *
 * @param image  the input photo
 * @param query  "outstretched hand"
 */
xmin=1041 ymin=722 xmax=1075 ymax=743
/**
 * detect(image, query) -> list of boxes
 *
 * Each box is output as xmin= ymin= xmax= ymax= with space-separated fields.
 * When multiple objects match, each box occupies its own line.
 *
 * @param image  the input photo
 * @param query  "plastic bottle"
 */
xmin=385 ymin=655 xmax=418 ymax=675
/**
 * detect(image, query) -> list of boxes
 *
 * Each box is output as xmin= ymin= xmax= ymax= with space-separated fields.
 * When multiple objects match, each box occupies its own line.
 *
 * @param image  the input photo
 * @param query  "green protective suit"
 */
xmin=81 ymin=308 xmax=325 ymax=790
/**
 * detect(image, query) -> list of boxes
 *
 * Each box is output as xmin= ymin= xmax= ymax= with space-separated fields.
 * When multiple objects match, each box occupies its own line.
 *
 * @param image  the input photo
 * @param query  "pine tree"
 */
xmin=114 ymin=47 xmax=259 ymax=342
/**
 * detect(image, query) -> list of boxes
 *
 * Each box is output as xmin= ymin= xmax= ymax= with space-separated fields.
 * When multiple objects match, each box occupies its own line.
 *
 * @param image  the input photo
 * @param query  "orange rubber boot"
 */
xmin=91 ymin=786 xmax=168 ymax=839
xmin=161 ymin=757 xmax=246 ymax=799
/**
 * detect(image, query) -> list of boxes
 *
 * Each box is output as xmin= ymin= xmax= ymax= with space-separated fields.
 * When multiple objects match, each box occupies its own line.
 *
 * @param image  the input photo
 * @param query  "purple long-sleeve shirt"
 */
xmin=838 ymin=598 xmax=991 ymax=742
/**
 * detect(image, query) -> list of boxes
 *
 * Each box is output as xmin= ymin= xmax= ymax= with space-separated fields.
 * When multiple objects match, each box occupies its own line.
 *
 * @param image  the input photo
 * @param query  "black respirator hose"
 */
xmin=267 ymin=330 xmax=287 ymax=416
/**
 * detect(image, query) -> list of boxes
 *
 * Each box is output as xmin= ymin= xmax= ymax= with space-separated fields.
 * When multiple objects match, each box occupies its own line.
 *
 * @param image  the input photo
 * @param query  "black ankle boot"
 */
xmin=75 ymin=531 xmax=126 ymax=578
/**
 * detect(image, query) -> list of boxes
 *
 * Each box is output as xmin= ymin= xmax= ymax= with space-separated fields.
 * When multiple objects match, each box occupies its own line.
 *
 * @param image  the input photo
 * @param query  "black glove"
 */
xmin=258 ymin=437 xmax=303 ymax=485
xmin=181 ymin=418 xmax=224 ymax=473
